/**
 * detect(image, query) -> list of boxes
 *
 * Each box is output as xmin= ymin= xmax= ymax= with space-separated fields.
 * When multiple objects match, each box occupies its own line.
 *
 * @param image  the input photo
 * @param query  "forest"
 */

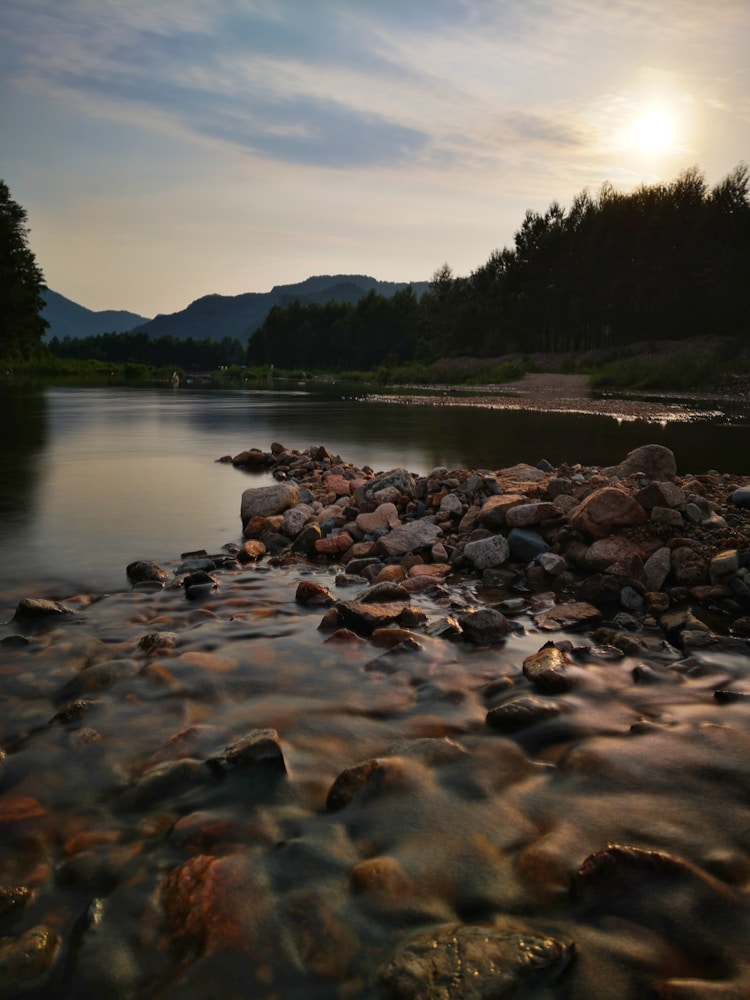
xmin=3 ymin=164 xmax=749 ymax=376
xmin=247 ymin=164 xmax=750 ymax=370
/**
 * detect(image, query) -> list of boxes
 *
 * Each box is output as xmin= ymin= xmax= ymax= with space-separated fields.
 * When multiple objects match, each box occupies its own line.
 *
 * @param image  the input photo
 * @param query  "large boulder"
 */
xmin=240 ymin=483 xmax=301 ymax=524
xmin=568 ymin=487 xmax=646 ymax=539
xmin=613 ymin=444 xmax=677 ymax=482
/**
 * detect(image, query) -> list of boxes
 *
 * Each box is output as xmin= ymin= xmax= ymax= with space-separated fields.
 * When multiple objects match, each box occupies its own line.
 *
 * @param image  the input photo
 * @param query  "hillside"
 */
xmin=133 ymin=274 xmax=429 ymax=341
xmin=42 ymin=289 xmax=150 ymax=340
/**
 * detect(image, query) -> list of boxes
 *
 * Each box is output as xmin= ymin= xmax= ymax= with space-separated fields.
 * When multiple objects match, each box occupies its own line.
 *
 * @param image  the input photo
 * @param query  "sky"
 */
xmin=1 ymin=0 xmax=748 ymax=318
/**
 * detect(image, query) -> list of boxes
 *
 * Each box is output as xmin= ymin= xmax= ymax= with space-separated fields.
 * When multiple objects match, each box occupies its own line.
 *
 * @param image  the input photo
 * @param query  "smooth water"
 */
xmin=2 ymin=383 xmax=749 ymax=594
xmin=2 ymin=383 xmax=750 ymax=998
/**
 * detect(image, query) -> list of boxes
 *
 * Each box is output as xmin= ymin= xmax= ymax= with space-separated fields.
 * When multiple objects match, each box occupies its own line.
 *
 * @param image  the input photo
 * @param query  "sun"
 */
xmin=632 ymin=108 xmax=675 ymax=154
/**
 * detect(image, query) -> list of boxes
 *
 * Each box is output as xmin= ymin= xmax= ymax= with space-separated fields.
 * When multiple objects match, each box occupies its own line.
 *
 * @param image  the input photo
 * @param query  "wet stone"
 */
xmin=125 ymin=560 xmax=170 ymax=584
xmin=486 ymin=696 xmax=563 ymax=733
xmin=457 ymin=608 xmax=510 ymax=645
xmin=523 ymin=644 xmax=574 ymax=693
xmin=378 ymin=920 xmax=573 ymax=1000
xmin=295 ymin=580 xmax=335 ymax=606
xmin=534 ymin=602 xmax=601 ymax=632
xmin=0 ymin=925 xmax=61 ymax=996
xmin=12 ymin=598 xmax=76 ymax=626
xmin=207 ymin=728 xmax=287 ymax=776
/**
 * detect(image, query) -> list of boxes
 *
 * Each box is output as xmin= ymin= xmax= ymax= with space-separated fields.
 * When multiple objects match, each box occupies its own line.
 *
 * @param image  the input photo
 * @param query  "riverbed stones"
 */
xmin=507 ymin=527 xmax=549 ymax=562
xmin=0 ymin=924 xmax=61 ymax=996
xmin=240 ymin=483 xmax=302 ymax=524
xmin=377 ymin=920 xmax=572 ymax=999
xmin=535 ymin=602 xmax=601 ymax=632
xmin=126 ymin=560 xmax=170 ymax=585
xmin=505 ymin=501 xmax=560 ymax=528
xmin=477 ymin=494 xmax=525 ymax=528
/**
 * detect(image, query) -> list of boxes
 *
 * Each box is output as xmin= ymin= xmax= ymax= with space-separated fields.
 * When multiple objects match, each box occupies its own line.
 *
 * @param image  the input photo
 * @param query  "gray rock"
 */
xmin=280 ymin=503 xmax=315 ymax=538
xmin=240 ymin=483 xmax=301 ymax=524
xmin=614 ymin=444 xmax=677 ymax=482
xmin=463 ymin=534 xmax=510 ymax=570
xmin=378 ymin=519 xmax=443 ymax=557
xmin=644 ymin=547 xmax=671 ymax=591
xmin=730 ymin=487 xmax=750 ymax=509
xmin=13 ymin=598 xmax=76 ymax=625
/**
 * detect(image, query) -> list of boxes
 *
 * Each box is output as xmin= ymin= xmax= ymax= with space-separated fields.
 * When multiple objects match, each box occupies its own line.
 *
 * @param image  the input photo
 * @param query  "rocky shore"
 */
xmin=224 ymin=440 xmax=750 ymax=664
xmin=4 ymin=440 xmax=750 ymax=998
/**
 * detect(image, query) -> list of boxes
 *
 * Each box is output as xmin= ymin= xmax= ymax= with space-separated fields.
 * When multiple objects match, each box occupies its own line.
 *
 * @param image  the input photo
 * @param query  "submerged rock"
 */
xmin=378 ymin=920 xmax=573 ymax=999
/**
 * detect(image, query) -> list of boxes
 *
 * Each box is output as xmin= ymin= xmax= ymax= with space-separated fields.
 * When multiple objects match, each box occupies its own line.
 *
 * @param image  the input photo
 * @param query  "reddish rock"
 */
xmin=535 ymin=602 xmax=602 ymax=632
xmin=671 ymin=546 xmax=709 ymax=586
xmin=523 ymin=644 xmax=573 ymax=693
xmin=406 ymin=563 xmax=451 ymax=578
xmin=568 ymin=487 xmax=646 ymax=539
xmin=324 ymin=474 xmax=351 ymax=497
xmin=314 ymin=532 xmax=354 ymax=555
xmin=477 ymin=494 xmax=526 ymax=529
xmin=614 ymin=443 xmax=677 ymax=482
xmin=242 ymin=516 xmax=267 ymax=539
xmin=295 ymin=580 xmax=336 ymax=606
xmin=237 ymin=539 xmax=266 ymax=563
xmin=584 ymin=536 xmax=643 ymax=572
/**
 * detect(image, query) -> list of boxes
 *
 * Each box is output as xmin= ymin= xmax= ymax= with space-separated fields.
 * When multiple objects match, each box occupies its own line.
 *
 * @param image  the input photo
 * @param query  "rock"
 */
xmin=207 ymin=728 xmax=287 ymax=776
xmin=378 ymin=520 xmax=443 ymax=557
xmin=507 ymin=528 xmax=550 ymax=562
xmin=568 ymin=487 xmax=646 ymax=539
xmin=358 ymin=581 xmax=411 ymax=603
xmin=295 ymin=580 xmax=336 ymax=606
xmin=356 ymin=469 xmax=417 ymax=504
xmin=644 ymin=546 xmax=672 ymax=591
xmin=0 ymin=925 xmax=61 ymax=996
xmin=282 ymin=889 xmax=359 ymax=982
xmin=137 ymin=631 xmax=179 ymax=654
xmin=280 ymin=504 xmax=314 ymax=538
xmin=290 ymin=524 xmax=323 ymax=556
xmin=615 ymin=444 xmax=677 ymax=482
xmin=523 ymin=644 xmax=573 ymax=693
xmin=584 ymin=537 xmax=643 ymax=572
xmin=635 ymin=481 xmax=685 ymax=509
xmin=182 ymin=570 xmax=218 ymax=599
xmin=314 ymin=532 xmax=354 ymax=555
xmin=535 ymin=602 xmax=601 ymax=632
xmin=324 ymin=473 xmax=351 ymax=497
xmin=730 ymin=487 xmax=750 ymax=509
xmin=505 ymin=502 xmax=560 ymax=528
xmin=231 ymin=447 xmax=268 ymax=469
xmin=125 ymin=560 xmax=169 ymax=584
xmin=240 ymin=483 xmax=301 ymax=524
xmin=660 ymin=609 xmax=711 ymax=648
xmin=457 ymin=608 xmax=510 ymax=644
xmin=486 ymin=696 xmax=563 ymax=732
xmin=235 ymin=539 xmax=265 ymax=563
xmin=12 ymin=598 xmax=76 ymax=625
xmin=326 ymin=757 xmax=412 ymax=811
xmin=378 ymin=920 xmax=572 ymax=999
xmin=463 ymin=534 xmax=510 ymax=570
xmin=710 ymin=549 xmax=739 ymax=583
xmin=439 ymin=493 xmax=464 ymax=517
xmin=671 ymin=546 xmax=708 ymax=586
xmin=335 ymin=600 xmax=426 ymax=636
xmin=651 ymin=506 xmax=683 ymax=528
xmin=477 ymin=494 xmax=525 ymax=529
xmin=356 ymin=503 xmax=400 ymax=534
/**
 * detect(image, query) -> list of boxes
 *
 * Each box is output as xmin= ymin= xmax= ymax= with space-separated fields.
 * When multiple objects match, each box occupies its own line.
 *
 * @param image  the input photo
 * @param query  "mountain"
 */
xmin=133 ymin=274 xmax=430 ymax=341
xmin=42 ymin=289 xmax=150 ymax=340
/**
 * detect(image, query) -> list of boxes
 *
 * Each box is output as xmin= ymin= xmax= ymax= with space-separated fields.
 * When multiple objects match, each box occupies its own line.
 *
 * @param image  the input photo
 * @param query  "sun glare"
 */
xmin=632 ymin=108 xmax=674 ymax=154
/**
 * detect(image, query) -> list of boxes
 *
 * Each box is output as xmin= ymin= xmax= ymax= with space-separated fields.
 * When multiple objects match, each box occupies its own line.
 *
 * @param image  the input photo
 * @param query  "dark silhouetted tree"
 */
xmin=0 ymin=180 xmax=48 ymax=359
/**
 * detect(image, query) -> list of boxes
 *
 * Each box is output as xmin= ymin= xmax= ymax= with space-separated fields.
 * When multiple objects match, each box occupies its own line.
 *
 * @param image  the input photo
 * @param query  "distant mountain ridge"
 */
xmin=41 ymin=289 xmax=150 ymax=340
xmin=41 ymin=275 xmax=430 ymax=342
xmin=133 ymin=274 xmax=430 ymax=341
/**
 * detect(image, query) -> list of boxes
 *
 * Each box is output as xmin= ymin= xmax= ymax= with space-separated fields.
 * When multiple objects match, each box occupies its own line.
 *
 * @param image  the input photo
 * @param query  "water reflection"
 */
xmin=1 ymin=384 xmax=750 ymax=597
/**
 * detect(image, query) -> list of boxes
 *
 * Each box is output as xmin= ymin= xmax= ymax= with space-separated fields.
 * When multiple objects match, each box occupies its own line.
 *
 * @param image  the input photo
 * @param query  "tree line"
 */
xmin=3 ymin=164 xmax=749 ymax=369
xmin=49 ymin=331 xmax=246 ymax=370
xmin=247 ymin=163 xmax=750 ymax=368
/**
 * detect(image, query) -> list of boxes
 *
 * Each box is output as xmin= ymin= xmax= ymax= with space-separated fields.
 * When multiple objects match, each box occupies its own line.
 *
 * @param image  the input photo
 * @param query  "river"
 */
xmin=1 ymin=382 xmax=750 ymax=998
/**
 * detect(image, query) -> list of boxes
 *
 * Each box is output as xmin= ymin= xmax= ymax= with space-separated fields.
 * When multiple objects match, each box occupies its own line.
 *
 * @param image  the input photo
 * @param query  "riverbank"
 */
xmin=2 ymin=440 xmax=750 ymax=997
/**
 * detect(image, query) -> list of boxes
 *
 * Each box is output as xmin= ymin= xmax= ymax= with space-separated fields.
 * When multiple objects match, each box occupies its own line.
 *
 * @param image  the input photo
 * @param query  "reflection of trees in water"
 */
xmin=0 ymin=385 xmax=47 ymax=525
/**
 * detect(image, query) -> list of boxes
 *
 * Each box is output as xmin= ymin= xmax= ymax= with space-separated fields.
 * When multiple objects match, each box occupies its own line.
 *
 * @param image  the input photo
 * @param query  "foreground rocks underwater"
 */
xmin=2 ymin=441 xmax=750 ymax=998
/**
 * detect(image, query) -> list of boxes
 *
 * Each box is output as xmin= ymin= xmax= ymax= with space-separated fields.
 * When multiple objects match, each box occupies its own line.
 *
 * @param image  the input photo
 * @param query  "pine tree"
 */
xmin=0 ymin=180 xmax=48 ymax=359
